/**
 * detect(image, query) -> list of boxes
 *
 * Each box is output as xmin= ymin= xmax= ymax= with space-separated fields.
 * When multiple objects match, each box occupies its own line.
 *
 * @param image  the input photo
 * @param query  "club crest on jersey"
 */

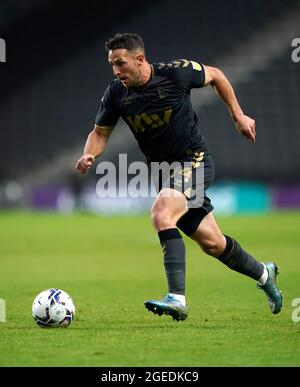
xmin=126 ymin=108 xmax=172 ymax=133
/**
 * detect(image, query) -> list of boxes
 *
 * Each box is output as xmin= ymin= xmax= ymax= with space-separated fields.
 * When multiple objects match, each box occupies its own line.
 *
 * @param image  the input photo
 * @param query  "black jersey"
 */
xmin=95 ymin=59 xmax=209 ymax=163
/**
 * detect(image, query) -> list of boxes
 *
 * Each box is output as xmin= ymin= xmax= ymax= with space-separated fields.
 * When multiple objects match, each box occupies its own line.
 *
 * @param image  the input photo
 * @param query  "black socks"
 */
xmin=157 ymin=230 xmax=263 ymax=294
xmin=158 ymin=228 xmax=186 ymax=295
xmin=218 ymin=235 xmax=264 ymax=280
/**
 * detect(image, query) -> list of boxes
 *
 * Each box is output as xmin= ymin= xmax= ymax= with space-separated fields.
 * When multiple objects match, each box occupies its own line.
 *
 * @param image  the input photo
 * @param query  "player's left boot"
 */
xmin=257 ymin=262 xmax=283 ymax=314
xmin=144 ymin=294 xmax=188 ymax=321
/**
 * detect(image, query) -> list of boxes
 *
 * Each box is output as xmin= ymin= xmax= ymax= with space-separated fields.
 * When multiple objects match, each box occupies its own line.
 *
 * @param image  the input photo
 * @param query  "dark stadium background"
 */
xmin=0 ymin=0 xmax=299 ymax=214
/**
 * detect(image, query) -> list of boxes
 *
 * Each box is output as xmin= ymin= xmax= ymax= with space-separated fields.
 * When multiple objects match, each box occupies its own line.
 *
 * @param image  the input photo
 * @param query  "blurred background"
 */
xmin=0 ymin=0 xmax=299 ymax=215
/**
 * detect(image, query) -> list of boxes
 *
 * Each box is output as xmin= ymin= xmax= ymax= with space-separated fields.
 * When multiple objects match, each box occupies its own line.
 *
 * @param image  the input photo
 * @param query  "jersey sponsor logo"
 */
xmin=126 ymin=108 xmax=172 ymax=133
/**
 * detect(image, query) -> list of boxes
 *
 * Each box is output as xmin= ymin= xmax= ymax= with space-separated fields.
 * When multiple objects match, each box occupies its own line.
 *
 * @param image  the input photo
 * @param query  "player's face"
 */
xmin=108 ymin=49 xmax=144 ymax=88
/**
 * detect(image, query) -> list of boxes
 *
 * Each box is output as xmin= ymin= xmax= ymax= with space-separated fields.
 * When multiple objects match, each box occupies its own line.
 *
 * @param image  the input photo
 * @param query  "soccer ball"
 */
xmin=32 ymin=288 xmax=75 ymax=328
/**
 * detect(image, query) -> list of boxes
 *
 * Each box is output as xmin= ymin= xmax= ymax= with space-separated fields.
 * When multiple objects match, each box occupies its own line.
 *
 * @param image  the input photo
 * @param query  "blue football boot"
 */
xmin=145 ymin=294 xmax=188 ymax=321
xmin=257 ymin=262 xmax=283 ymax=314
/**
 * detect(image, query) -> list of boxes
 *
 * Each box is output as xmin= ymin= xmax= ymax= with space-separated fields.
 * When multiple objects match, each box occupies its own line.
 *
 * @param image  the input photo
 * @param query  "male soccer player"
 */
xmin=76 ymin=33 xmax=282 ymax=321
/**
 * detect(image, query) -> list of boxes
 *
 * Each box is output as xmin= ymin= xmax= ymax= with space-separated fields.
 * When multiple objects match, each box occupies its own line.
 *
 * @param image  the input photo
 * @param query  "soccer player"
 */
xmin=76 ymin=33 xmax=282 ymax=321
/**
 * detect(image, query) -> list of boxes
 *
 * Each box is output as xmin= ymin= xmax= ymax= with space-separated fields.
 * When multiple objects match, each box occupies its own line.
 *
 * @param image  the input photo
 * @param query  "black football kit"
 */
xmin=95 ymin=59 xmax=215 ymax=235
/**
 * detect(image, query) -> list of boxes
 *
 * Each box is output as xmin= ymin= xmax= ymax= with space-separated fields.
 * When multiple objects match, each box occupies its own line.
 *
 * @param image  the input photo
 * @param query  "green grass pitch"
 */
xmin=0 ymin=210 xmax=299 ymax=366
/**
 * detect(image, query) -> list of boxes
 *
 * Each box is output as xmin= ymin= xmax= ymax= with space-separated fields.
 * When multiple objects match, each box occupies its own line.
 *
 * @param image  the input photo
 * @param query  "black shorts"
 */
xmin=152 ymin=151 xmax=215 ymax=236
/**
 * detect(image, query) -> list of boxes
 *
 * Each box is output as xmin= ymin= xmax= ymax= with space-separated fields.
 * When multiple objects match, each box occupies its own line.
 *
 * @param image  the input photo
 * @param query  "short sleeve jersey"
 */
xmin=95 ymin=59 xmax=208 ymax=163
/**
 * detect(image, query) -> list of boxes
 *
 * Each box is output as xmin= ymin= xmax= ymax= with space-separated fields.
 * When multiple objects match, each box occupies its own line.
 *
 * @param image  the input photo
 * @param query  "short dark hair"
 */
xmin=105 ymin=33 xmax=145 ymax=53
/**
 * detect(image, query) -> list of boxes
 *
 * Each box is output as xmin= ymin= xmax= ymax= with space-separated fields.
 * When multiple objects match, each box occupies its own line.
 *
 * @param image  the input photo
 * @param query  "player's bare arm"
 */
xmin=75 ymin=125 xmax=113 ymax=175
xmin=203 ymin=65 xmax=256 ymax=143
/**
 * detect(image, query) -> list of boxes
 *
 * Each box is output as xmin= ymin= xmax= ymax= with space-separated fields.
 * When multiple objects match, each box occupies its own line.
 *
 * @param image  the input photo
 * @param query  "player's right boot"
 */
xmin=257 ymin=262 xmax=283 ymax=314
xmin=144 ymin=294 xmax=188 ymax=321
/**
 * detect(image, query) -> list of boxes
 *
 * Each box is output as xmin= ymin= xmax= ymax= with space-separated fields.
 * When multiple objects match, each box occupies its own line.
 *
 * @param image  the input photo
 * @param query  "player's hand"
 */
xmin=75 ymin=154 xmax=95 ymax=175
xmin=235 ymin=115 xmax=256 ymax=143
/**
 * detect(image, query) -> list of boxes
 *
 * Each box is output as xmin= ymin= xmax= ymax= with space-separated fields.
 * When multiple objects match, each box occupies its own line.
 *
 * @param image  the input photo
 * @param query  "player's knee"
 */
xmin=151 ymin=193 xmax=186 ymax=231
xmin=151 ymin=200 xmax=175 ymax=230
xmin=200 ymin=239 xmax=223 ymax=257
xmin=151 ymin=208 xmax=172 ymax=230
